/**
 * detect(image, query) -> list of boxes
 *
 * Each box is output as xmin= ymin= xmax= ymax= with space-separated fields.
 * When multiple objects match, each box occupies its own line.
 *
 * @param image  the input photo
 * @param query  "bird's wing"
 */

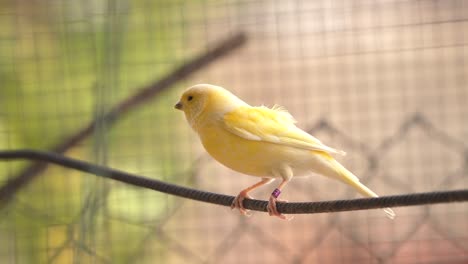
xmin=223 ymin=106 xmax=346 ymax=155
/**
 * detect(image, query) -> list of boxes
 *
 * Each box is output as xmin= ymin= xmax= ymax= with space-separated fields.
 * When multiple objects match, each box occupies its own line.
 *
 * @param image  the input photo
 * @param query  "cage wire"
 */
xmin=0 ymin=0 xmax=467 ymax=263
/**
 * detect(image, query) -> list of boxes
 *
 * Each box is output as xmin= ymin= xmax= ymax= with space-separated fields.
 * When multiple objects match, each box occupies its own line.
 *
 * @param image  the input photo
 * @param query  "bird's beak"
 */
xmin=174 ymin=101 xmax=183 ymax=110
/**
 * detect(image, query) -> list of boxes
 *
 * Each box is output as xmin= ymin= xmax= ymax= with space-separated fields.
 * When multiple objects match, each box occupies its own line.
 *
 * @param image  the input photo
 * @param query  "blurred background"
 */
xmin=1 ymin=0 xmax=467 ymax=263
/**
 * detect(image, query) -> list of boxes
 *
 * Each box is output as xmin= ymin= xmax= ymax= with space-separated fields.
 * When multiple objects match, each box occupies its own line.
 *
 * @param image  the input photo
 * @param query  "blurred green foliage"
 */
xmin=0 ymin=0 xmax=205 ymax=263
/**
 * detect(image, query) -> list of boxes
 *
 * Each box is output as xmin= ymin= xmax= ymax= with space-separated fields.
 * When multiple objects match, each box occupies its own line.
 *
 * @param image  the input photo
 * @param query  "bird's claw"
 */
xmin=232 ymin=192 xmax=253 ymax=216
xmin=232 ymin=191 xmax=293 ymax=220
xmin=267 ymin=196 xmax=293 ymax=220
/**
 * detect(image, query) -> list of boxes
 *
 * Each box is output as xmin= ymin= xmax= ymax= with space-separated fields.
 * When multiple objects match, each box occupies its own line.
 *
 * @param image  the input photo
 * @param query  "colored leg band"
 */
xmin=271 ymin=188 xmax=281 ymax=198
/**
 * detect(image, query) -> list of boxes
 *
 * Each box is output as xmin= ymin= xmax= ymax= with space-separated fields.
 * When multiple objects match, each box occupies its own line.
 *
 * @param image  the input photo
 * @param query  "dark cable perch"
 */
xmin=1 ymin=150 xmax=467 ymax=214
xmin=0 ymin=32 xmax=247 ymax=206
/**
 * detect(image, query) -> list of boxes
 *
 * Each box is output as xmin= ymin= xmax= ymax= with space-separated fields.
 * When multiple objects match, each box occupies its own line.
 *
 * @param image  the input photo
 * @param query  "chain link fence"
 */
xmin=0 ymin=0 xmax=467 ymax=263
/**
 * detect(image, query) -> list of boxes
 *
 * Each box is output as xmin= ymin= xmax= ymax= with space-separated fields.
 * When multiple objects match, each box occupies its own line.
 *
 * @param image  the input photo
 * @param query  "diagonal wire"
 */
xmin=1 ymin=149 xmax=467 ymax=215
xmin=0 ymin=32 xmax=247 ymax=207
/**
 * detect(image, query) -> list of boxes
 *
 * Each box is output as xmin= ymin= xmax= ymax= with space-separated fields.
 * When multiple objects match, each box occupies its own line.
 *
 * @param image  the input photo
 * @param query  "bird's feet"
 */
xmin=267 ymin=194 xmax=293 ymax=220
xmin=231 ymin=191 xmax=253 ymax=216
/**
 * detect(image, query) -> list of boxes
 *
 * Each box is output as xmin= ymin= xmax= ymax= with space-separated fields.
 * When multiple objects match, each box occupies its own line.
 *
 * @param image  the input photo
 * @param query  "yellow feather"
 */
xmin=175 ymin=84 xmax=395 ymax=219
xmin=224 ymin=106 xmax=346 ymax=155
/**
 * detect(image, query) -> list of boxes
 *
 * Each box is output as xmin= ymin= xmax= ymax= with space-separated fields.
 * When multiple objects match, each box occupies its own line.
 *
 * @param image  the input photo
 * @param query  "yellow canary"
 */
xmin=175 ymin=84 xmax=395 ymax=220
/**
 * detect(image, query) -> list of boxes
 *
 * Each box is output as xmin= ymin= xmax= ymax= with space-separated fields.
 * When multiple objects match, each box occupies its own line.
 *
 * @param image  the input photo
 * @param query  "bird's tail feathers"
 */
xmin=329 ymin=159 xmax=396 ymax=219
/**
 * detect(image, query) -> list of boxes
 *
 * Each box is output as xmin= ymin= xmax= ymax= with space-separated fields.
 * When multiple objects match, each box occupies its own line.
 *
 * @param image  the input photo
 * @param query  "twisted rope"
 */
xmin=1 ymin=149 xmax=467 ymax=214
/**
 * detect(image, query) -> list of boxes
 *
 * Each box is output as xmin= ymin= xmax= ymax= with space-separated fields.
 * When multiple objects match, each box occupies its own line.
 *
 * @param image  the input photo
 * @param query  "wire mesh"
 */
xmin=0 ymin=0 xmax=467 ymax=263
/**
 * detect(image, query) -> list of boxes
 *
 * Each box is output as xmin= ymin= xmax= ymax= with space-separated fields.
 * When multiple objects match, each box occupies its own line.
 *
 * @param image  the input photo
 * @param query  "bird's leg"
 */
xmin=232 ymin=178 xmax=274 ymax=216
xmin=267 ymin=179 xmax=292 ymax=220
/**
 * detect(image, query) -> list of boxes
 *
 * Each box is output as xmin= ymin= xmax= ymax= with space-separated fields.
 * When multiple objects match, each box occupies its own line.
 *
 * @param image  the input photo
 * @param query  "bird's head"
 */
xmin=175 ymin=84 xmax=247 ymax=129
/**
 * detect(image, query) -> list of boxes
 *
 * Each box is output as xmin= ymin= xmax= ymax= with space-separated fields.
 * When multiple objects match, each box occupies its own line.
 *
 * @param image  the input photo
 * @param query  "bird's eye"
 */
xmin=187 ymin=95 xmax=193 ymax=101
